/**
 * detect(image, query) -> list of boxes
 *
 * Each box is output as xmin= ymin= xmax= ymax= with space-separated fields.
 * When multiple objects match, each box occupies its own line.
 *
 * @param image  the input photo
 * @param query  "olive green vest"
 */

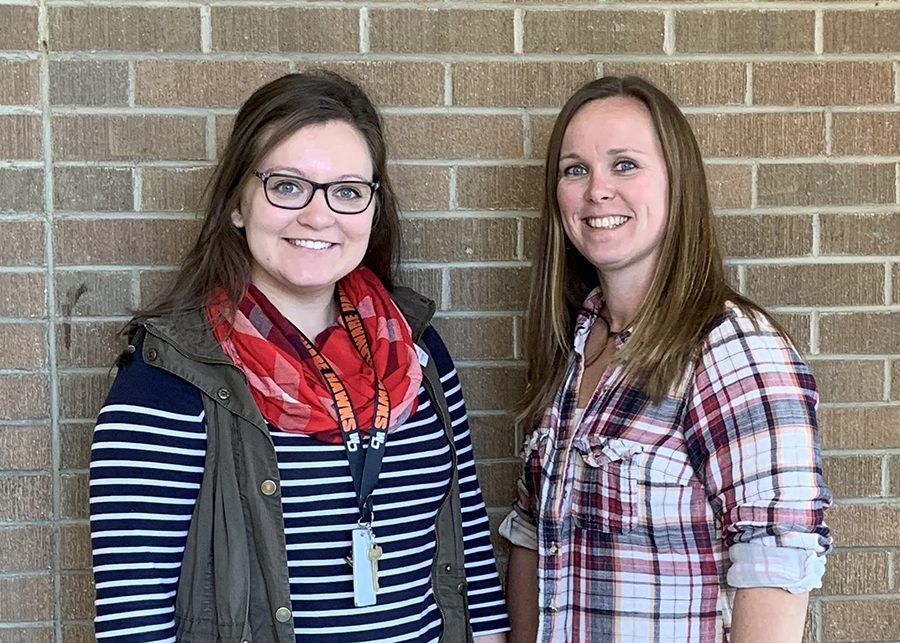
xmin=135 ymin=287 xmax=474 ymax=643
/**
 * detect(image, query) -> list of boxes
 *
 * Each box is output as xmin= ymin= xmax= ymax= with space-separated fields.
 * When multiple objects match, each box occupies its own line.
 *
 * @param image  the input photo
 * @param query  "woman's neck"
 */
xmin=597 ymin=270 xmax=653 ymax=332
xmin=255 ymin=283 xmax=338 ymax=340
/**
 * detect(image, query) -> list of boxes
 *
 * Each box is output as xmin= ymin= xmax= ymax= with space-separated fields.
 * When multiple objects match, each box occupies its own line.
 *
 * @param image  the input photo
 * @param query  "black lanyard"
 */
xmin=293 ymin=285 xmax=391 ymax=525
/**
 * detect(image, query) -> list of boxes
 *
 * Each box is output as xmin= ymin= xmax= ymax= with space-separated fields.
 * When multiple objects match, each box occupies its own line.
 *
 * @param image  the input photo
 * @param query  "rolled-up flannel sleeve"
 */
xmin=499 ymin=476 xmax=538 ymax=550
xmin=682 ymin=310 xmax=832 ymax=593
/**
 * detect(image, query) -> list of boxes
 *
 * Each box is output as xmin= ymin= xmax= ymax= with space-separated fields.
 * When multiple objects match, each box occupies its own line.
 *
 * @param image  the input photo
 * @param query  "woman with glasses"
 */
xmin=501 ymin=76 xmax=832 ymax=642
xmin=90 ymin=71 xmax=509 ymax=643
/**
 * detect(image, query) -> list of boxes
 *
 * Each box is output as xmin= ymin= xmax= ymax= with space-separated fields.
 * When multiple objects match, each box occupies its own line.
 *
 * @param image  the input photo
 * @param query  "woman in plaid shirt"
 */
xmin=501 ymin=76 xmax=832 ymax=642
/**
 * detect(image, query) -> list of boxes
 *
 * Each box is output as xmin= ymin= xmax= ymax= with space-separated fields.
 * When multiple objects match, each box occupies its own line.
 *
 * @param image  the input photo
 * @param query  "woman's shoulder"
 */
xmin=695 ymin=300 xmax=812 ymax=380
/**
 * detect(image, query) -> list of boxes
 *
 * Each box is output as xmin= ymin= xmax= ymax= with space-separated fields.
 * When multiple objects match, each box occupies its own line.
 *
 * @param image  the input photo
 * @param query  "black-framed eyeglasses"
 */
xmin=253 ymin=171 xmax=379 ymax=215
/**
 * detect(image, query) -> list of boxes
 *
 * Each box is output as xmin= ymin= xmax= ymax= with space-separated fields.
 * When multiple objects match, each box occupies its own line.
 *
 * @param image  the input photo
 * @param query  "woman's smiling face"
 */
xmin=231 ymin=120 xmax=376 ymax=304
xmin=556 ymin=96 xmax=670 ymax=285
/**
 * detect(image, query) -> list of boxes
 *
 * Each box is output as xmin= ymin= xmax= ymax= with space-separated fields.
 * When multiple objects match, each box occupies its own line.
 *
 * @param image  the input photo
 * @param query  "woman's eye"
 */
xmin=332 ymin=184 xmax=364 ymax=200
xmin=272 ymin=179 xmax=304 ymax=195
xmin=614 ymin=159 xmax=637 ymax=172
xmin=561 ymin=164 xmax=588 ymax=177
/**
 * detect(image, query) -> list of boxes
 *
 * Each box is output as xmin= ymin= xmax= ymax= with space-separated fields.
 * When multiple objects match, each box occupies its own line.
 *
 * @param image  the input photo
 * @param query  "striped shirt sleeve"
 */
xmin=423 ymin=326 xmax=511 ymax=636
xmin=90 ymin=342 xmax=207 ymax=642
xmin=683 ymin=308 xmax=832 ymax=589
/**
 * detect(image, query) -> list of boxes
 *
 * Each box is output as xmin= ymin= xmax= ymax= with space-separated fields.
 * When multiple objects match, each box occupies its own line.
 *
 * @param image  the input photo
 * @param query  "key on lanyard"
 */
xmin=349 ymin=524 xmax=382 ymax=607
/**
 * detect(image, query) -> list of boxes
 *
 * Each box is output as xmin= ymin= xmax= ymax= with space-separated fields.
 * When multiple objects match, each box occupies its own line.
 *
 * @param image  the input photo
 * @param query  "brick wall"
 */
xmin=0 ymin=1 xmax=898 ymax=641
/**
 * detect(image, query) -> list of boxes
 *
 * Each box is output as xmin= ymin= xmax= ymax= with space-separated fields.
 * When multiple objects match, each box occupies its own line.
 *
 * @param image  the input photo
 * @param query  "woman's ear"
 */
xmin=231 ymin=208 xmax=245 ymax=228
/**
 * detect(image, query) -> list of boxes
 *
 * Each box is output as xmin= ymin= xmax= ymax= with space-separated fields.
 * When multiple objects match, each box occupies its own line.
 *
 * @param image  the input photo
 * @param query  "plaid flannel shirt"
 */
xmin=502 ymin=294 xmax=832 ymax=642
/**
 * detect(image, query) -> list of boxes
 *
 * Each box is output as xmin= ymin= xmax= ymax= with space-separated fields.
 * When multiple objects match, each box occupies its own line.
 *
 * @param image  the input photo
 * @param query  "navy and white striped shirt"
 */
xmin=90 ymin=326 xmax=509 ymax=642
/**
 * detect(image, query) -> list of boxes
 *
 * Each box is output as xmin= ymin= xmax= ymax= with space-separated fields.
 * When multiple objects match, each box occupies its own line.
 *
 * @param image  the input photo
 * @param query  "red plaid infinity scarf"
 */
xmin=207 ymin=267 xmax=422 ymax=443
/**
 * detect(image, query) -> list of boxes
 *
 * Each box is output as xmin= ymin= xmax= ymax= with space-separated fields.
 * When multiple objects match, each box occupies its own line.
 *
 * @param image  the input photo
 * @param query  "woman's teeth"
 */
xmin=586 ymin=216 xmax=628 ymax=229
xmin=288 ymin=239 xmax=333 ymax=249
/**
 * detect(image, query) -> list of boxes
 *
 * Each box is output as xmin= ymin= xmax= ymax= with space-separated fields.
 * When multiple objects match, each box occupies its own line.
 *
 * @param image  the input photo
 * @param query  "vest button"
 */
xmin=260 ymin=480 xmax=277 ymax=496
xmin=146 ymin=348 xmax=158 ymax=361
xmin=443 ymin=564 xmax=452 ymax=572
xmin=217 ymin=387 xmax=230 ymax=400
xmin=274 ymin=606 xmax=292 ymax=622
xmin=457 ymin=581 xmax=467 ymax=595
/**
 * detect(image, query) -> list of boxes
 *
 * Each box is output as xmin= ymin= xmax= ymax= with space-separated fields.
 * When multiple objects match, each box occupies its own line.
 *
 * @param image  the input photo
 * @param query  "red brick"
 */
xmin=139 ymin=270 xmax=177 ymax=309
xmin=53 ymin=167 xmax=133 ymax=212
xmin=389 ymin=165 xmax=450 ymax=212
xmin=705 ymin=165 xmax=753 ymax=210
xmin=475 ymin=461 xmax=520 ymax=507
xmin=0 ymin=630 xmax=54 ymax=643
xmin=370 ymin=8 xmax=513 ymax=54
xmin=0 ymin=60 xmax=39 ymax=105
xmin=431 ymin=316 xmax=515 ymax=361
xmin=819 ymin=407 xmax=900 ymax=450
xmin=0 ymin=323 xmax=46 ymax=369
xmin=54 ymin=219 xmax=199 ymax=266
xmin=385 ymin=114 xmax=523 ymax=160
xmin=57 ymin=321 xmax=123 ymax=369
xmin=60 ymin=523 xmax=91 ymax=571
xmin=212 ymin=7 xmax=358 ymax=53
xmin=0 ymin=575 xmax=53 ymax=620
xmin=0 ymin=5 xmax=37 ymax=50
xmin=823 ymin=455 xmax=882 ymax=498
xmin=0 ymin=525 xmax=52 ymax=572
xmin=457 ymin=365 xmax=526 ymax=412
xmin=0 ymin=425 xmax=50 ymax=471
xmin=821 ymin=550 xmax=890 ymax=595
xmin=717 ymin=215 xmax=813 ymax=258
xmin=824 ymin=10 xmax=900 ymax=53
xmin=689 ymin=112 xmax=824 ymax=158
xmin=0 ymin=475 xmax=51 ymax=521
xmin=452 ymin=62 xmax=595 ymax=108
xmin=311 ymin=62 xmax=444 ymax=107
xmin=753 ymin=63 xmax=894 ymax=105
xmin=59 ymin=423 xmax=92 ymax=472
xmin=49 ymin=60 xmax=129 ymax=107
xmin=457 ymin=166 xmax=544 ymax=210
xmin=54 ymin=115 xmax=207 ymax=161
xmin=61 ymin=473 xmax=88 ymax=521
xmin=831 ymin=112 xmax=900 ymax=156
xmin=821 ymin=213 xmax=900 ymax=256
xmin=0 ymin=375 xmax=50 ymax=420
xmin=0 ymin=115 xmax=42 ymax=160
xmin=0 ymin=272 xmax=45 ymax=317
xmin=809 ymin=359 xmax=884 ymax=404
xmin=56 ymin=271 xmax=133 ymax=316
xmin=136 ymin=61 xmax=288 ymax=107
xmin=757 ymin=163 xmax=895 ymax=207
xmin=675 ymin=10 xmax=814 ymax=53
xmin=0 ymin=221 xmax=45 ymax=265
xmin=49 ymin=6 xmax=200 ymax=51
xmin=0 ymin=169 xmax=43 ymax=213
xmin=60 ymin=573 xmax=94 ymax=621
xmin=822 ymin=599 xmax=900 ymax=641
xmin=468 ymin=414 xmax=519 ymax=460
xmin=58 ymin=372 xmax=113 ymax=420
xmin=142 ymin=167 xmax=213 ymax=212
xmin=395 ymin=268 xmax=442 ymax=309
xmin=604 ymin=62 xmax=745 ymax=106
xmin=401 ymin=218 xmax=518 ymax=262
xmin=820 ymin=313 xmax=900 ymax=355
xmin=744 ymin=263 xmax=883 ymax=307
xmin=449 ymin=267 xmax=531 ymax=311
xmin=524 ymin=10 xmax=664 ymax=54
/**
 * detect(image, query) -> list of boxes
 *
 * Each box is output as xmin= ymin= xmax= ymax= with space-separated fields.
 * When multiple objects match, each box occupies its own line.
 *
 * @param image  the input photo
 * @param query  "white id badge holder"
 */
xmin=351 ymin=525 xmax=381 ymax=607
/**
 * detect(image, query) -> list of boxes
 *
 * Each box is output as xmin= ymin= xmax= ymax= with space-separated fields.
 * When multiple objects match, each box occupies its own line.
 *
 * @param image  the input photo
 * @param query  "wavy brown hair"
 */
xmin=133 ymin=71 xmax=401 ymax=323
xmin=518 ymin=76 xmax=773 ymax=427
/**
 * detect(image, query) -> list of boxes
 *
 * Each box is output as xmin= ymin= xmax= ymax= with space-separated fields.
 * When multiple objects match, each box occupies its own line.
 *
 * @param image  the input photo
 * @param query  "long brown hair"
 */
xmin=518 ymin=75 xmax=770 ymax=426
xmin=134 ymin=71 xmax=401 ymax=323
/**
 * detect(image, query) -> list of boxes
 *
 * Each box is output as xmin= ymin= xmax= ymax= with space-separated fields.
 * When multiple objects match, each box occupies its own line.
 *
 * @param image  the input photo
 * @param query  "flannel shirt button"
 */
xmin=274 ymin=606 xmax=292 ymax=622
xmin=546 ymin=604 xmax=558 ymax=613
xmin=260 ymin=480 xmax=277 ymax=496
xmin=217 ymin=387 xmax=231 ymax=400
xmin=548 ymin=543 xmax=559 ymax=555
